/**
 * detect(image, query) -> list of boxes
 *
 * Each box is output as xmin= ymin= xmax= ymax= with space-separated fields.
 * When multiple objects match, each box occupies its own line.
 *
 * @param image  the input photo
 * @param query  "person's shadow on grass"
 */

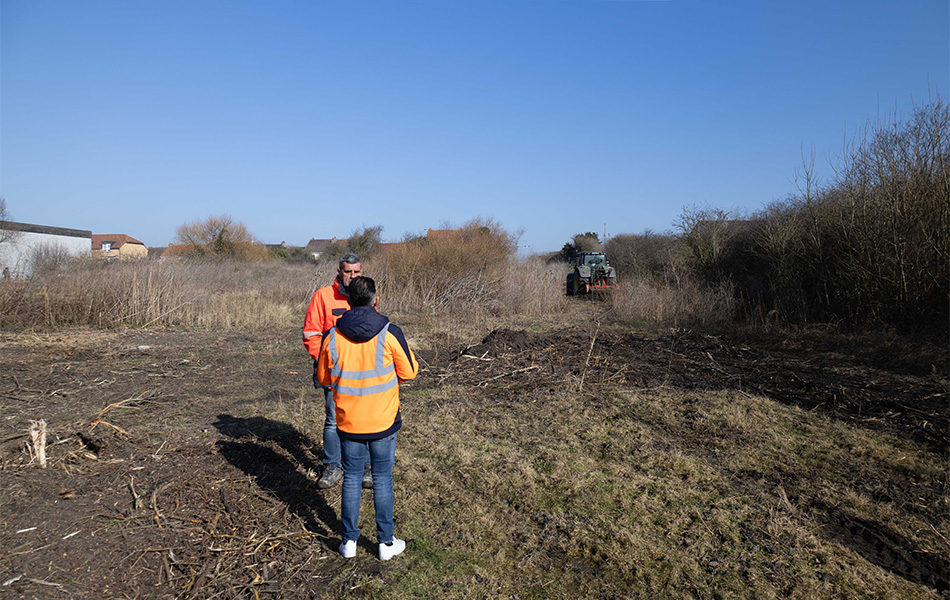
xmin=212 ymin=413 xmax=341 ymax=540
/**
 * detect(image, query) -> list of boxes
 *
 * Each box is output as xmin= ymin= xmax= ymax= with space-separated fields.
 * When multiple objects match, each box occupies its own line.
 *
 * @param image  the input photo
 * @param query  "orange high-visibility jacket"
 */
xmin=316 ymin=307 xmax=418 ymax=439
xmin=302 ymin=279 xmax=350 ymax=360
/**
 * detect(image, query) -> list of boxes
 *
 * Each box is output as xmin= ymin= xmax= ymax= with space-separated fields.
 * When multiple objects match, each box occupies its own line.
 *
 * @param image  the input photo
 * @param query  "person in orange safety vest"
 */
xmin=315 ymin=276 xmax=418 ymax=560
xmin=302 ymin=253 xmax=371 ymax=489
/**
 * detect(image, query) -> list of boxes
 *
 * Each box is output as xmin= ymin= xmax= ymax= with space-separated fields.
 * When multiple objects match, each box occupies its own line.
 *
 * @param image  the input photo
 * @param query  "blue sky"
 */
xmin=1 ymin=1 xmax=947 ymax=254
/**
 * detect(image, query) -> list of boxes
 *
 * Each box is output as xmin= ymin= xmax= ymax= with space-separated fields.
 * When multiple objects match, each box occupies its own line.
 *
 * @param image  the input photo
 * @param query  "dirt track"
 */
xmin=0 ymin=324 xmax=946 ymax=598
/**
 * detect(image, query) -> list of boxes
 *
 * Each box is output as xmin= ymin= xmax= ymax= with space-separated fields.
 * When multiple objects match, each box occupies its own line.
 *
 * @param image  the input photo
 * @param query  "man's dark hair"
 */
xmin=347 ymin=276 xmax=376 ymax=307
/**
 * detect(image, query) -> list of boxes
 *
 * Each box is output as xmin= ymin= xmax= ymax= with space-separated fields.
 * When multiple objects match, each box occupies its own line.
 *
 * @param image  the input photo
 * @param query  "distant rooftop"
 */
xmin=0 ymin=220 xmax=91 ymax=239
xmin=92 ymin=233 xmax=146 ymax=249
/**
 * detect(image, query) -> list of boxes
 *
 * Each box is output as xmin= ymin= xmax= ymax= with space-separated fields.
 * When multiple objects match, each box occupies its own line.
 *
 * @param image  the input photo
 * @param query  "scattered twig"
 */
xmin=152 ymin=482 xmax=172 ymax=526
xmin=577 ymin=322 xmax=600 ymax=392
xmin=93 ymin=392 xmax=150 ymax=420
xmin=26 ymin=578 xmax=63 ymax=588
xmin=88 ymin=419 xmax=130 ymax=436
xmin=10 ymin=543 xmax=53 ymax=556
xmin=895 ymin=403 xmax=939 ymax=418
xmin=776 ymin=485 xmax=795 ymax=512
xmin=930 ymin=523 xmax=950 ymax=549
xmin=129 ymin=476 xmax=143 ymax=510
xmin=460 ymin=354 xmax=493 ymax=362
xmin=477 ymin=365 xmax=540 ymax=386
xmin=0 ymin=433 xmax=27 ymax=445
xmin=152 ymin=440 xmax=167 ymax=458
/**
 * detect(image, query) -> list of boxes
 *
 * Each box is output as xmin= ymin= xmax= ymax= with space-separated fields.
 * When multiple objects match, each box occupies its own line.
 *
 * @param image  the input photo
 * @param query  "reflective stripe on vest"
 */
xmin=326 ymin=324 xmax=396 ymax=396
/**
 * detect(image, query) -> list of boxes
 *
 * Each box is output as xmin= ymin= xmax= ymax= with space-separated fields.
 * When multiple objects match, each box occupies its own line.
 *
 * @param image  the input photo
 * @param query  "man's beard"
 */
xmin=337 ymin=276 xmax=350 ymax=297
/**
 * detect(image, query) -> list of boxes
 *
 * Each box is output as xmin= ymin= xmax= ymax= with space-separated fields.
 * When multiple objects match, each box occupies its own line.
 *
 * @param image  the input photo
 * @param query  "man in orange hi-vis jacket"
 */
xmin=303 ymin=253 xmax=371 ymax=489
xmin=316 ymin=276 xmax=418 ymax=561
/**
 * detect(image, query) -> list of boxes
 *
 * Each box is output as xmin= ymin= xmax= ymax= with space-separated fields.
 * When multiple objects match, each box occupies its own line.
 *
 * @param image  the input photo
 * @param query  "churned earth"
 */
xmin=0 ymin=314 xmax=946 ymax=599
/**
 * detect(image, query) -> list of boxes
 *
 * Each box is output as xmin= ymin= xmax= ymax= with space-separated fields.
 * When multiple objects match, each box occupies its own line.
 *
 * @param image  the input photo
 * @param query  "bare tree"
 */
xmin=174 ymin=215 xmax=268 ymax=260
xmin=559 ymin=232 xmax=603 ymax=262
xmin=0 ymin=197 xmax=20 ymax=246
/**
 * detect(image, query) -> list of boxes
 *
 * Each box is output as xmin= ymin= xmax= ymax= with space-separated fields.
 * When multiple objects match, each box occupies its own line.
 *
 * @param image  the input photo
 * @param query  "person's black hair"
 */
xmin=347 ymin=276 xmax=376 ymax=307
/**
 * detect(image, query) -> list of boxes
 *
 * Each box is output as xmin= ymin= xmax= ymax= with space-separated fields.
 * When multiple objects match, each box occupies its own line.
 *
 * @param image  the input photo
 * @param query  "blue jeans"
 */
xmin=340 ymin=432 xmax=397 ymax=544
xmin=321 ymin=388 xmax=341 ymax=468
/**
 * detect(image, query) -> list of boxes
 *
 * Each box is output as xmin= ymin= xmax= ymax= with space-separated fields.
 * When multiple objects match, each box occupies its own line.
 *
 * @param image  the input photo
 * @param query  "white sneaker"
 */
xmin=378 ymin=538 xmax=406 ymax=561
xmin=339 ymin=539 xmax=357 ymax=559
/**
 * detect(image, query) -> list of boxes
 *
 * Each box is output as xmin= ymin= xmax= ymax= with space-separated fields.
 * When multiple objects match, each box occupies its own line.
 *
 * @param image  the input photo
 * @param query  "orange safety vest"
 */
xmin=302 ymin=279 xmax=350 ymax=360
xmin=318 ymin=322 xmax=418 ymax=437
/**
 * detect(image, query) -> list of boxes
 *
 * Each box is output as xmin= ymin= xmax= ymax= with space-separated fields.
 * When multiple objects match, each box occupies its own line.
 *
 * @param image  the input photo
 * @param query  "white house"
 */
xmin=305 ymin=237 xmax=338 ymax=260
xmin=0 ymin=221 xmax=92 ymax=277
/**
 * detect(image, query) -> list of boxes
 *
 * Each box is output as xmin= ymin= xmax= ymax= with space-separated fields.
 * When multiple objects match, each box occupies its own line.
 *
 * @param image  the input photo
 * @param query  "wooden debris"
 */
xmin=28 ymin=420 xmax=47 ymax=468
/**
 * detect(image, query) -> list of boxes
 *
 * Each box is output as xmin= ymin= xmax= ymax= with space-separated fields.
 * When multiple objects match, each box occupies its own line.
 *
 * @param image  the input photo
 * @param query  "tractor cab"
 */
xmin=576 ymin=252 xmax=608 ymax=267
xmin=567 ymin=252 xmax=618 ymax=296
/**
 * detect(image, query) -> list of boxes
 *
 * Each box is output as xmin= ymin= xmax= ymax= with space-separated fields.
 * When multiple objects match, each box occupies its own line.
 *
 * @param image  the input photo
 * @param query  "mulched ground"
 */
xmin=0 ymin=324 xmax=945 ymax=598
xmin=435 ymin=326 xmax=948 ymax=452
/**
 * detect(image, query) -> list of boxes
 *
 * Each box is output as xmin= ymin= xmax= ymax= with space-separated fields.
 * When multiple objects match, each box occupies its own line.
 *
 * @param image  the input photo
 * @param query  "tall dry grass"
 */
xmin=0 ymin=222 xmax=576 ymax=331
xmin=0 ymin=259 xmax=318 ymax=329
xmin=368 ymin=218 xmax=517 ymax=314
xmin=608 ymin=276 xmax=736 ymax=329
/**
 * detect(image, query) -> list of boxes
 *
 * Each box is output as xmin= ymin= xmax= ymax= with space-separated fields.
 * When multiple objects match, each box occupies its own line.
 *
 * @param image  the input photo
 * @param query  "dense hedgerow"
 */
xmin=675 ymin=100 xmax=948 ymax=333
xmin=369 ymin=218 xmax=518 ymax=313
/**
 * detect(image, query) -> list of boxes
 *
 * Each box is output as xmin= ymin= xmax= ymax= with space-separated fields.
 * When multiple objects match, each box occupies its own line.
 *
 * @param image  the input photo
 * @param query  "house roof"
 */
xmin=305 ymin=238 xmax=338 ymax=252
xmin=1 ymin=220 xmax=91 ymax=239
xmin=92 ymin=234 xmax=146 ymax=250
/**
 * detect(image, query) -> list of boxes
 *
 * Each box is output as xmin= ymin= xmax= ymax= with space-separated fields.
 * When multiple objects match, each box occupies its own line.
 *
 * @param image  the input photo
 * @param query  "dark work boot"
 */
xmin=362 ymin=466 xmax=373 ymax=489
xmin=316 ymin=465 xmax=342 ymax=489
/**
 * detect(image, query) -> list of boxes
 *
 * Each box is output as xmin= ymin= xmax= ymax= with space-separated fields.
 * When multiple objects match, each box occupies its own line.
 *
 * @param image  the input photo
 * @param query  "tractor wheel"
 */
xmin=566 ymin=274 xmax=574 ymax=296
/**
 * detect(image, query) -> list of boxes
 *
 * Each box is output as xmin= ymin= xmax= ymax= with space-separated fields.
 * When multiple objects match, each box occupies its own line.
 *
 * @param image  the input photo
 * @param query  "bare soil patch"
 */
xmin=0 ymin=324 xmax=946 ymax=598
xmin=435 ymin=326 xmax=947 ymax=452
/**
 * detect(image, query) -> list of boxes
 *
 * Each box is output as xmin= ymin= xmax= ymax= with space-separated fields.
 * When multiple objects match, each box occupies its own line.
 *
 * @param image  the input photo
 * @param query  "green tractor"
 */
xmin=566 ymin=251 xmax=618 ymax=296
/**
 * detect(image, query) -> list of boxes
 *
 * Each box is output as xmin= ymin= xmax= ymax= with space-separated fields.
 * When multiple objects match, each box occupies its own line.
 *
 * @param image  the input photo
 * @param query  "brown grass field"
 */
xmin=0 ymin=298 xmax=946 ymax=599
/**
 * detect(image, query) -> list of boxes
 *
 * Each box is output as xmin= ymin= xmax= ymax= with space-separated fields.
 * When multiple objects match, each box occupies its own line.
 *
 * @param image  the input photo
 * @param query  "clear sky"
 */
xmin=1 ymin=1 xmax=947 ymax=254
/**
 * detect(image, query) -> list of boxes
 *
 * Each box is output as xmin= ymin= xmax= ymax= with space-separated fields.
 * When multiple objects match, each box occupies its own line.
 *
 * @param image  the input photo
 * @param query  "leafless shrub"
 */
xmin=27 ymin=244 xmax=76 ymax=277
xmin=609 ymin=275 xmax=735 ymax=329
xmin=675 ymin=99 xmax=948 ymax=334
xmin=312 ymin=226 xmax=384 ymax=264
xmin=372 ymin=218 xmax=518 ymax=315
xmin=174 ymin=215 xmax=269 ymax=261
xmin=605 ymin=230 xmax=685 ymax=284
xmin=0 ymin=197 xmax=21 ymax=247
